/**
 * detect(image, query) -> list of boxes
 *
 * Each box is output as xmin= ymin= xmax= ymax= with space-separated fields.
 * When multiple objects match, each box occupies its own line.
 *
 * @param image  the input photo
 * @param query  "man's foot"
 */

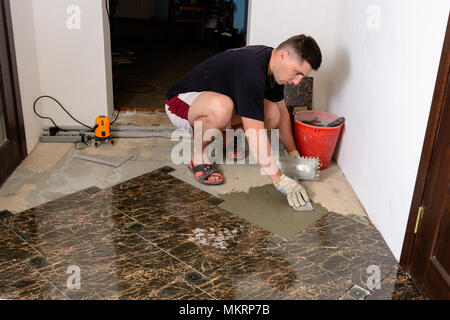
xmin=224 ymin=138 xmax=246 ymax=161
xmin=188 ymin=161 xmax=224 ymax=185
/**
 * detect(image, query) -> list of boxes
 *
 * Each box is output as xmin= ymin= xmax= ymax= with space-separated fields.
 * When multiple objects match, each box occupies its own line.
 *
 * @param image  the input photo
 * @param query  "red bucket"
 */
xmin=294 ymin=110 xmax=344 ymax=169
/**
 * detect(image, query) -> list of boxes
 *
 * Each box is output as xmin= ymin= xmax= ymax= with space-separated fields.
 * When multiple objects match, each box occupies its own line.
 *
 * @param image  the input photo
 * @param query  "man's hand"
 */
xmin=288 ymin=150 xmax=301 ymax=159
xmin=273 ymin=174 xmax=310 ymax=208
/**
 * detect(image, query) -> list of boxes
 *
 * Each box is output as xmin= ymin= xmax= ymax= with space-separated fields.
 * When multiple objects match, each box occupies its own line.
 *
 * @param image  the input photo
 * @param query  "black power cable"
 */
xmin=33 ymin=95 xmax=120 ymax=132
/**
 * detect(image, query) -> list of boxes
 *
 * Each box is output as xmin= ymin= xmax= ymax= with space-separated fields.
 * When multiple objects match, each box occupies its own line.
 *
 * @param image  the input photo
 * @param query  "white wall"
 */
xmin=32 ymin=0 xmax=113 ymax=128
xmin=9 ymin=0 xmax=42 ymax=153
xmin=10 ymin=0 xmax=113 ymax=153
xmin=248 ymin=0 xmax=342 ymax=111
xmin=248 ymin=0 xmax=449 ymax=260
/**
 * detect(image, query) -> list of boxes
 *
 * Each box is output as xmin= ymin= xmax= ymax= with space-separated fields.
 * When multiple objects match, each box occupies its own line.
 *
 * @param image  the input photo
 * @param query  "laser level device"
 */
xmin=93 ymin=115 xmax=114 ymax=147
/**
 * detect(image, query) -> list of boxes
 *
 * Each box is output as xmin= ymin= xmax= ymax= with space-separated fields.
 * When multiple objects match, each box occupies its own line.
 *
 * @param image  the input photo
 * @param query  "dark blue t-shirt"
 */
xmin=166 ymin=45 xmax=285 ymax=122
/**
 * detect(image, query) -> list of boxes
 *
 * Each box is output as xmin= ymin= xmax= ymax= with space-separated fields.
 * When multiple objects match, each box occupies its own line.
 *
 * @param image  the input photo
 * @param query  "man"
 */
xmin=165 ymin=35 xmax=322 ymax=209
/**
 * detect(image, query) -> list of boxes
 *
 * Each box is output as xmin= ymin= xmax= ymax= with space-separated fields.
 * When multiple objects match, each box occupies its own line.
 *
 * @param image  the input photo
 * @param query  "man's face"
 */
xmin=273 ymin=49 xmax=313 ymax=86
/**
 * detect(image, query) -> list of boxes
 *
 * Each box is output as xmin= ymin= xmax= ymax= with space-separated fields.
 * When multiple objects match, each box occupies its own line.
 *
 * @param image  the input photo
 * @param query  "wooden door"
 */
xmin=400 ymin=14 xmax=450 ymax=300
xmin=0 ymin=0 xmax=27 ymax=188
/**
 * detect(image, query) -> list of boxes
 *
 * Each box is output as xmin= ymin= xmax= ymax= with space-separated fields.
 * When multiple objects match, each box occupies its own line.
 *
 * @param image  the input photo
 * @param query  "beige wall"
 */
xmin=9 ymin=0 xmax=42 ymax=154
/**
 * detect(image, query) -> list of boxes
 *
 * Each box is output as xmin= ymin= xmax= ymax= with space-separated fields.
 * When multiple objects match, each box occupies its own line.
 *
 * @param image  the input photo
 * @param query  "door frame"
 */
xmin=400 ymin=14 xmax=450 ymax=290
xmin=0 ymin=0 xmax=27 ymax=169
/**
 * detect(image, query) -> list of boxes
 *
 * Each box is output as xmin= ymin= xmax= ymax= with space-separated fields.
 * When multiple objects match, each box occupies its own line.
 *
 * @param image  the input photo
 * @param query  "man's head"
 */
xmin=270 ymin=35 xmax=322 ymax=86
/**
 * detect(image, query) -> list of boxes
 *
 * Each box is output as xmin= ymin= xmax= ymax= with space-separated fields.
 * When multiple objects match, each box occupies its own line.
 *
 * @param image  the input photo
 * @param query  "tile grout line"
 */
xmin=0 ymin=220 xmax=71 ymax=300
xmin=111 ymin=205 xmax=211 ymax=276
xmin=0 ymin=219 xmax=47 ymax=269
xmin=296 ymin=246 xmax=383 ymax=297
xmin=366 ymin=264 xmax=399 ymax=295
xmin=112 ymin=205 xmax=261 ymax=299
xmin=29 ymin=267 xmax=72 ymax=300
xmin=287 ymin=212 xmax=399 ymax=297
xmin=132 ymin=232 xmax=208 ymax=278
xmin=113 ymin=204 xmax=277 ymax=278
xmin=168 ymin=275 xmax=218 ymax=300
xmin=132 ymin=232 xmax=218 ymax=300
xmin=111 ymin=206 xmax=211 ymax=277
xmin=296 ymin=255 xmax=355 ymax=299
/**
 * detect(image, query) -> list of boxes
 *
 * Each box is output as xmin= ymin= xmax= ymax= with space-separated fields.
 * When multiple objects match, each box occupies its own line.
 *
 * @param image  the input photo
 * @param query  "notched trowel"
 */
xmin=293 ymin=200 xmax=314 ymax=212
xmin=276 ymin=155 xmax=319 ymax=212
xmin=277 ymin=156 xmax=321 ymax=181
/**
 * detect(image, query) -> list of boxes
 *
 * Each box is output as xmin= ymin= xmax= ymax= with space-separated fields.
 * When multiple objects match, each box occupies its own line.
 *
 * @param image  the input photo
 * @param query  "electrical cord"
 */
xmin=33 ymin=95 xmax=121 ymax=132
xmin=33 ymin=95 xmax=93 ymax=131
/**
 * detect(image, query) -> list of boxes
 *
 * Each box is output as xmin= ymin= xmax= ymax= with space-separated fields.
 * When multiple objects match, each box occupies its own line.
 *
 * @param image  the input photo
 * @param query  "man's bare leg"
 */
xmin=187 ymin=92 xmax=234 ymax=182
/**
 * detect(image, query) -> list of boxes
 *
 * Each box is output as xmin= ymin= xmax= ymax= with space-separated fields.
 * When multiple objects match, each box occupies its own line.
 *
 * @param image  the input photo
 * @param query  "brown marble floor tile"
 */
xmin=104 ymin=169 xmax=234 ymax=238
xmin=196 ymin=249 xmax=353 ymax=300
xmin=150 ymin=279 xmax=214 ymax=300
xmin=0 ymin=201 xmax=134 ymax=260
xmin=365 ymin=266 xmax=425 ymax=300
xmin=109 ymin=169 xmax=214 ymax=216
xmin=0 ymin=224 xmax=39 ymax=272
xmin=33 ymin=229 xmax=191 ymax=300
xmin=135 ymin=210 xmax=272 ymax=275
xmin=0 ymin=166 xmax=406 ymax=300
xmin=0 ymin=262 xmax=67 ymax=300
xmin=276 ymin=212 xmax=398 ymax=291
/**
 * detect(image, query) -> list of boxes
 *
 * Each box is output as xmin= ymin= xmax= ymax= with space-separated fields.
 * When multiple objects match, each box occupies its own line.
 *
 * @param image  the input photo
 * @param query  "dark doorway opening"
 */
xmin=107 ymin=0 xmax=248 ymax=112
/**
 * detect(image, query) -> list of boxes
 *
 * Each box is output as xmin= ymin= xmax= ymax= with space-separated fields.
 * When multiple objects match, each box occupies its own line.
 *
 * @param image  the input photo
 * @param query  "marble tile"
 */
xmin=197 ymin=249 xmax=353 ymax=300
xmin=0 ymin=199 xmax=134 ymax=260
xmin=135 ymin=210 xmax=272 ymax=275
xmin=0 ymin=224 xmax=38 ymax=272
xmin=109 ymin=174 xmax=217 ymax=219
xmin=0 ymin=166 xmax=415 ymax=300
xmin=365 ymin=266 xmax=425 ymax=300
xmin=33 ymin=229 xmax=191 ymax=300
xmin=0 ymin=262 xmax=67 ymax=300
xmin=275 ymin=212 xmax=398 ymax=291
xmin=149 ymin=279 xmax=214 ymax=300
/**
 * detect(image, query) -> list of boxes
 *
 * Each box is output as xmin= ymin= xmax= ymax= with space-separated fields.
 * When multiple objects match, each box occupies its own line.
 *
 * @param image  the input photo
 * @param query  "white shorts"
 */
xmin=165 ymin=92 xmax=203 ymax=134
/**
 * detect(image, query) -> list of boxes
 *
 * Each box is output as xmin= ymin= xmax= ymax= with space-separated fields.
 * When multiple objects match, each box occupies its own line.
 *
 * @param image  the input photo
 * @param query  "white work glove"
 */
xmin=273 ymin=174 xmax=309 ymax=208
xmin=288 ymin=150 xmax=301 ymax=159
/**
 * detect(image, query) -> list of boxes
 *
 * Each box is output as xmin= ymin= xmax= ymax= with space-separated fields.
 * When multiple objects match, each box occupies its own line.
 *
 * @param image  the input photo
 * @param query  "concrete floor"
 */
xmin=0 ymin=112 xmax=369 ymax=237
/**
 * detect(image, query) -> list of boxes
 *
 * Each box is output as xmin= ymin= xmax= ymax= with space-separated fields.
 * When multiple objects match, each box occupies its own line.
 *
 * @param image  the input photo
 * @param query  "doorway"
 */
xmin=0 ymin=0 xmax=27 ymax=188
xmin=107 ymin=0 xmax=248 ymax=113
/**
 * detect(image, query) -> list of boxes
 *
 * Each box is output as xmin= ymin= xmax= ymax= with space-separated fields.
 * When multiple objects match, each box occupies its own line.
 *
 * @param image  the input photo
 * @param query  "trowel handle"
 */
xmin=326 ymin=117 xmax=345 ymax=127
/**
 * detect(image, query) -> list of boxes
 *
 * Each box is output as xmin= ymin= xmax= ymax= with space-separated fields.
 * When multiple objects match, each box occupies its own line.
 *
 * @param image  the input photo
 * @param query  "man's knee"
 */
xmin=264 ymin=100 xmax=280 ymax=129
xmin=189 ymin=92 xmax=234 ymax=129
xmin=210 ymin=95 xmax=234 ymax=127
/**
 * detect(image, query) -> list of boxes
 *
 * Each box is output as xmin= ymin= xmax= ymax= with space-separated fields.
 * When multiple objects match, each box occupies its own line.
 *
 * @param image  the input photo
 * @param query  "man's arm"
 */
xmin=241 ymin=116 xmax=310 ymax=208
xmin=241 ymin=116 xmax=282 ymax=181
xmin=276 ymin=99 xmax=297 ymax=153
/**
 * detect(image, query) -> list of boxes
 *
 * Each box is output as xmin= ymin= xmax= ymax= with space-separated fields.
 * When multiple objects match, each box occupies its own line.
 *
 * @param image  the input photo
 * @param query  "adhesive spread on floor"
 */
xmin=219 ymin=184 xmax=329 ymax=239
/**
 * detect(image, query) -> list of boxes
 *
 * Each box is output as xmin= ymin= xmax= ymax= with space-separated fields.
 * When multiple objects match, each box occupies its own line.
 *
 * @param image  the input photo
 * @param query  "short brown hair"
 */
xmin=277 ymin=35 xmax=322 ymax=70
